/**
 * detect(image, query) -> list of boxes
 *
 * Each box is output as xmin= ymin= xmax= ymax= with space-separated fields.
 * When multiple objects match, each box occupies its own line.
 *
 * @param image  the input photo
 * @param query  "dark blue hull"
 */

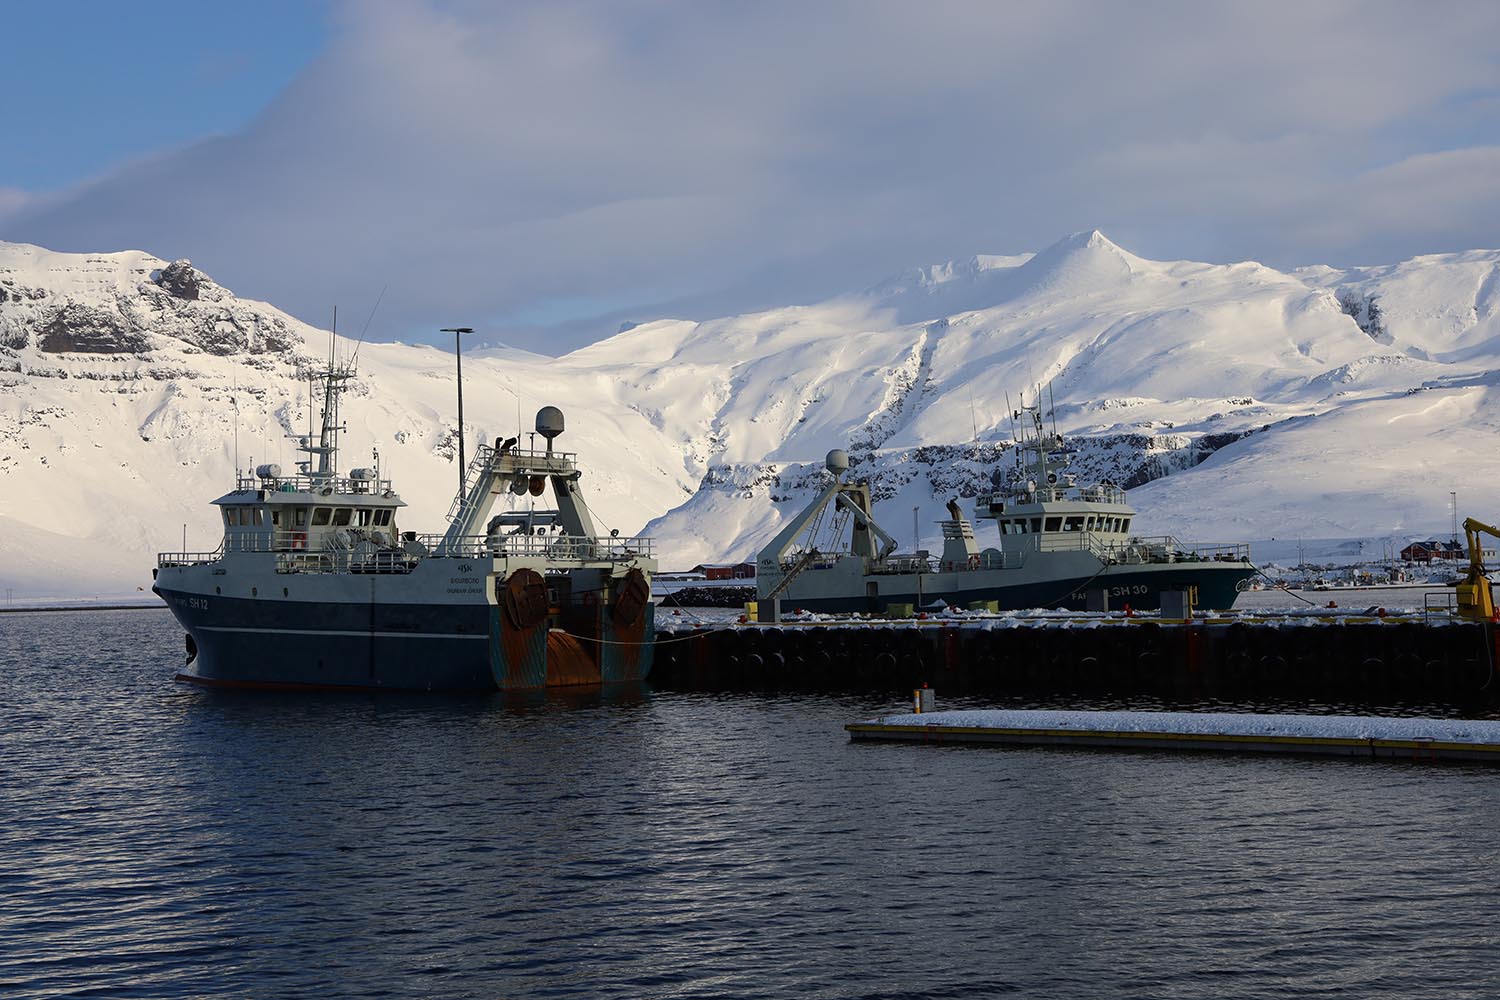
xmin=778 ymin=563 xmax=1257 ymax=615
xmin=156 ymin=587 xmax=653 ymax=692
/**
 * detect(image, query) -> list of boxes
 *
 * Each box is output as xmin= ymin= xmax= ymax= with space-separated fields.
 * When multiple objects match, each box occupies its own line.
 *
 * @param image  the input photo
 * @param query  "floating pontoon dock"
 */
xmin=846 ymin=709 xmax=1500 ymax=764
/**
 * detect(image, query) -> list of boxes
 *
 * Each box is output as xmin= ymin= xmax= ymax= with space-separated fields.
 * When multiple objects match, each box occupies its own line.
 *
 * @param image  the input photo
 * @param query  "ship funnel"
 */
xmin=825 ymin=449 xmax=849 ymax=480
xmin=536 ymin=406 xmax=564 ymax=455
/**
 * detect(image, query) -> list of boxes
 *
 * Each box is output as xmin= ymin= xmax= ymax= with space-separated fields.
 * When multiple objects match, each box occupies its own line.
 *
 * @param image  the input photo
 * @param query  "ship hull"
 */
xmin=771 ymin=559 xmax=1257 ymax=615
xmin=155 ymin=562 xmax=655 ymax=692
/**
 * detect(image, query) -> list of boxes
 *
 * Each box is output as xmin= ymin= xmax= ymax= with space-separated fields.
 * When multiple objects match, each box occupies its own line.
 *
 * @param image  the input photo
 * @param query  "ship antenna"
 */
xmin=349 ymin=283 xmax=386 ymax=369
xmin=329 ymin=307 xmax=337 ymax=371
xmin=441 ymin=327 xmax=475 ymax=499
xmin=232 ymin=375 xmax=239 ymax=478
xmin=1048 ymin=381 xmax=1058 ymax=439
xmin=968 ymin=388 xmax=978 ymax=443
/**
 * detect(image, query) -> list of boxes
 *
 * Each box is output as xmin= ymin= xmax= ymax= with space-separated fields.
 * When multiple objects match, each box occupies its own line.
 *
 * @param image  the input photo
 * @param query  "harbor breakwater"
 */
xmin=652 ymin=617 xmax=1500 ymax=706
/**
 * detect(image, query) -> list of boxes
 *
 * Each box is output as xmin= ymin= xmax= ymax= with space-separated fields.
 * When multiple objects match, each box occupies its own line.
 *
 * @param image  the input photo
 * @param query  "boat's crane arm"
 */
xmin=833 ymin=489 xmax=898 ymax=560
xmin=551 ymin=472 xmax=598 ymax=539
xmin=757 ymin=480 xmax=843 ymax=571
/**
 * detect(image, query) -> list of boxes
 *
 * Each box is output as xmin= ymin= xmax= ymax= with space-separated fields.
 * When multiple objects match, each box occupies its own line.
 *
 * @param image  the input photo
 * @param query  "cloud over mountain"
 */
xmin=4 ymin=1 xmax=1500 ymax=353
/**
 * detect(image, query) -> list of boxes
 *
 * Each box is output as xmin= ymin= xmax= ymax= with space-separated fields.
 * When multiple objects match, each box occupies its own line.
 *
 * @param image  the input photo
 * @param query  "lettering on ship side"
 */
xmin=446 ymin=569 xmax=484 ymax=596
xmin=1068 ymin=584 xmax=1150 ymax=602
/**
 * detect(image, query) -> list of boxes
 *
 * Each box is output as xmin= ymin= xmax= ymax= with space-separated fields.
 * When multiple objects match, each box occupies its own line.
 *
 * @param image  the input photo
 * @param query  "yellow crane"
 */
xmin=1456 ymin=517 xmax=1500 ymax=621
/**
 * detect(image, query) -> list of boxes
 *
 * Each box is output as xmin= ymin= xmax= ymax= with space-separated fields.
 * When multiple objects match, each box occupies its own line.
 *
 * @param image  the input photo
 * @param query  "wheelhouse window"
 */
xmin=294 ymin=508 xmax=309 ymax=528
xmin=374 ymin=509 xmax=392 ymax=526
xmin=355 ymin=508 xmax=374 ymax=527
xmin=312 ymin=507 xmax=332 ymax=526
xmin=332 ymin=508 xmax=352 ymax=526
xmin=1044 ymin=517 xmax=1061 ymax=532
xmin=1064 ymin=516 xmax=1084 ymax=532
xmin=1030 ymin=518 xmax=1042 ymax=533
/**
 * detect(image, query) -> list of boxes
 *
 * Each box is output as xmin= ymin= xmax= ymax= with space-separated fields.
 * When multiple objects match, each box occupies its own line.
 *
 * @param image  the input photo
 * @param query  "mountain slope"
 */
xmin=2 ymin=233 xmax=1498 ymax=597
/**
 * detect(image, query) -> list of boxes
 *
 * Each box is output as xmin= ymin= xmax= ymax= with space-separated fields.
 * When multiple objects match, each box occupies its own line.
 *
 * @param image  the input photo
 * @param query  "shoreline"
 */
xmin=0 ymin=601 xmax=167 ymax=614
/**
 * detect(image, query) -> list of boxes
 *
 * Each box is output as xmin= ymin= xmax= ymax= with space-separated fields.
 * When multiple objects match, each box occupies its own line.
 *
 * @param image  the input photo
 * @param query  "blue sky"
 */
xmin=0 ymin=2 xmax=328 ymax=189
xmin=3 ymin=2 xmax=1498 ymax=355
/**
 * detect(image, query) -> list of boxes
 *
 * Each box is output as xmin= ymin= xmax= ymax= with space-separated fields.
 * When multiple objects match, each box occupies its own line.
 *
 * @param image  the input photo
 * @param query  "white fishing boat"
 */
xmin=757 ymin=397 xmax=1255 ymax=615
xmin=153 ymin=363 xmax=655 ymax=690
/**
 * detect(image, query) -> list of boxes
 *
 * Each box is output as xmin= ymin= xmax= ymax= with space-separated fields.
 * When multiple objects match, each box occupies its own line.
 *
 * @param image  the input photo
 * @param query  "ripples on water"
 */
xmin=3 ymin=608 xmax=1499 ymax=998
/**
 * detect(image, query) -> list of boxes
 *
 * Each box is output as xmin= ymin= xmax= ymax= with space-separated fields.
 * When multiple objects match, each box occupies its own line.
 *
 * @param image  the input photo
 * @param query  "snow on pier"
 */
xmin=847 ymin=709 xmax=1500 ymax=763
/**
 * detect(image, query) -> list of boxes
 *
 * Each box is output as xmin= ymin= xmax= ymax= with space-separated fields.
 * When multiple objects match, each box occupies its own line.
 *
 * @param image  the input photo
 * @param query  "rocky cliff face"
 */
xmin=1 ymin=250 xmax=302 ymax=363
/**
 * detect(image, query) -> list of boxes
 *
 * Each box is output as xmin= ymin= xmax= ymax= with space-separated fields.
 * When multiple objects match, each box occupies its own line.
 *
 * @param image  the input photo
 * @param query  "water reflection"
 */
xmin=3 ymin=610 xmax=1499 ymax=998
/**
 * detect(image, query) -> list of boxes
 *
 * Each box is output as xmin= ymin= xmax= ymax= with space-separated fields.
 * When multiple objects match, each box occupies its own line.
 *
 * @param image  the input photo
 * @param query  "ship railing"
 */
xmin=489 ymin=446 xmax=578 ymax=473
xmin=977 ymin=485 xmax=1129 ymax=509
xmin=222 ymin=530 xmax=404 ymax=554
xmin=446 ymin=447 xmax=582 ymax=523
xmin=157 ymin=546 xmax=225 ymax=568
xmin=1076 ymin=484 xmax=1128 ymax=504
xmin=272 ymin=549 xmax=418 ymax=575
xmin=418 ymin=533 xmax=654 ymax=563
xmin=1034 ymin=531 xmax=1112 ymax=557
xmin=779 ymin=551 xmax=849 ymax=573
xmin=1103 ymin=536 xmax=1252 ymax=565
xmin=871 ymin=553 xmax=935 ymax=574
xmin=234 ymin=472 xmax=398 ymax=496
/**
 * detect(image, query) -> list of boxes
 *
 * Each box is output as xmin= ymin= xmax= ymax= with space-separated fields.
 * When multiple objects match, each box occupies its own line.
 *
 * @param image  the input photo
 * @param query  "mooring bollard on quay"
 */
xmin=649 ymin=613 xmax=1500 ymax=704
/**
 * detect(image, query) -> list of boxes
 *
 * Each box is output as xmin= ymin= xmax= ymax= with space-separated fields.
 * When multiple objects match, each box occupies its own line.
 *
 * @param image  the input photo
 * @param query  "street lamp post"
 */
xmin=441 ymin=327 xmax=475 ymax=496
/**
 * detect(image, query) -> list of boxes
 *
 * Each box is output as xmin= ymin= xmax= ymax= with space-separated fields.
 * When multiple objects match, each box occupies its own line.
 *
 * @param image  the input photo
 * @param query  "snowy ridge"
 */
xmin=3 ymin=232 xmax=1500 ymax=597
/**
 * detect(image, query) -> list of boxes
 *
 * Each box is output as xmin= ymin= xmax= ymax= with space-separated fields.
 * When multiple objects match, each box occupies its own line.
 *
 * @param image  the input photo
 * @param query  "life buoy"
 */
xmin=968 ymin=554 xmax=981 ymax=570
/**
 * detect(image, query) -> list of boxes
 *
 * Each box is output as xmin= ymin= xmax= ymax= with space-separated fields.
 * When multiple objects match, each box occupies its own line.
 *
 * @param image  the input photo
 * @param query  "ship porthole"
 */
xmin=252 ymin=587 xmax=258 ymax=597
xmin=215 ymin=586 xmax=221 ymax=595
xmin=283 ymin=587 xmax=289 ymax=597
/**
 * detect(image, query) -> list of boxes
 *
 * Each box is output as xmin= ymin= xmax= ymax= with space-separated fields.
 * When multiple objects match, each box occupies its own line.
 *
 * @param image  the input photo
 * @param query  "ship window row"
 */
xmin=224 ymin=507 xmax=265 ymax=528
xmin=1004 ymin=515 xmax=1131 ymax=534
xmin=311 ymin=507 xmax=390 ymax=527
xmin=223 ymin=506 xmax=393 ymax=529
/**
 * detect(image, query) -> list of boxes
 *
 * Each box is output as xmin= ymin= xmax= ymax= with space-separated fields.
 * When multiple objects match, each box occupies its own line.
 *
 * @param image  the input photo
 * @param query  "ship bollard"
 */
xmin=913 ymin=683 xmax=935 ymax=714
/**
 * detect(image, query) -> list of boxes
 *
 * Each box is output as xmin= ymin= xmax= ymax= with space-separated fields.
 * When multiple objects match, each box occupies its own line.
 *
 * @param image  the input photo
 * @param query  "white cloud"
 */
xmin=7 ymin=0 xmax=1500 ymax=351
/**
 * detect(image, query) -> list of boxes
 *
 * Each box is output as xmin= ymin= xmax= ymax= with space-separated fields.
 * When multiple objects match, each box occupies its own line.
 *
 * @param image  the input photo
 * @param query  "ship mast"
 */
xmin=296 ymin=364 xmax=354 ymax=482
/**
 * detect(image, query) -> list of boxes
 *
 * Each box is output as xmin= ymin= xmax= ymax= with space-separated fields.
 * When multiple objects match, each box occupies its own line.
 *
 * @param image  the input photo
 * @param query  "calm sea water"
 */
xmin=3 ymin=608 xmax=1499 ymax=999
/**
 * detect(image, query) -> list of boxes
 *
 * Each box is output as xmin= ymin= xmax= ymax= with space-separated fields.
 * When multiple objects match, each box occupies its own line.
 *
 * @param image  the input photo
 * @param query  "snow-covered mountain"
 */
xmin=3 ymin=232 xmax=1498 ymax=598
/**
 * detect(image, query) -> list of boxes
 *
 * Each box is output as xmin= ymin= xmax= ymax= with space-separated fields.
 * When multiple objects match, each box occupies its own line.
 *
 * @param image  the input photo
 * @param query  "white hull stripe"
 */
xmin=197 ymin=625 xmax=488 ymax=641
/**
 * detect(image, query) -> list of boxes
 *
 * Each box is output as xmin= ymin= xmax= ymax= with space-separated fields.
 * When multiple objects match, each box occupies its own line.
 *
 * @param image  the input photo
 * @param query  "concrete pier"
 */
xmin=652 ymin=614 xmax=1500 ymax=704
xmin=846 ymin=708 xmax=1500 ymax=764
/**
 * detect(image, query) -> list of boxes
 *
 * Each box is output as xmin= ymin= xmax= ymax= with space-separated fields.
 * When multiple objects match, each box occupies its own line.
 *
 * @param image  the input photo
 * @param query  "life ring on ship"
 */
xmin=291 ymin=531 xmax=307 ymax=550
xmin=968 ymin=554 xmax=981 ymax=570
